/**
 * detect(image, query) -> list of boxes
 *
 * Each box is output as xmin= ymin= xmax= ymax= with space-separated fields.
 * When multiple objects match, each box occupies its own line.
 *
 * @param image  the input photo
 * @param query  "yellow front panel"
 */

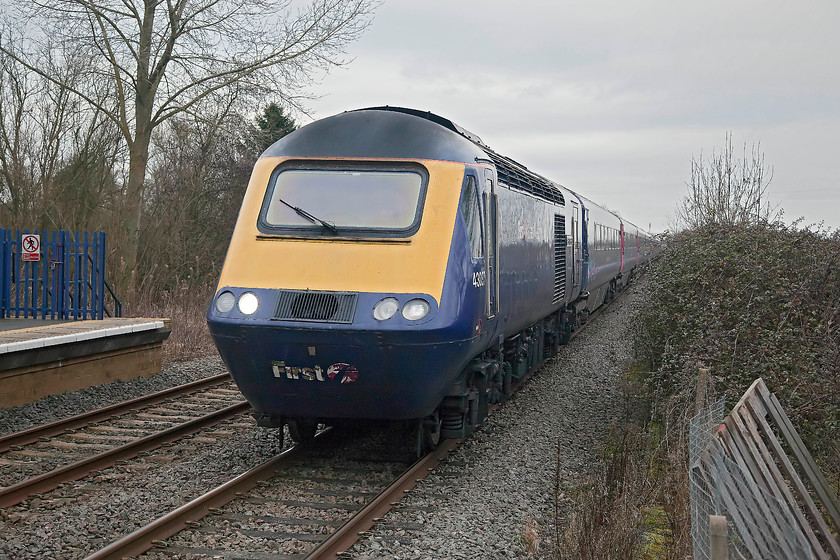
xmin=217 ymin=158 xmax=466 ymax=304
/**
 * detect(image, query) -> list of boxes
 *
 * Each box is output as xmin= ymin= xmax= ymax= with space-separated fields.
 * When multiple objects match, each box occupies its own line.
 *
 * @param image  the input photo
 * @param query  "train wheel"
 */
xmin=423 ymin=411 xmax=443 ymax=450
xmin=414 ymin=412 xmax=443 ymax=457
xmin=288 ymin=419 xmax=318 ymax=444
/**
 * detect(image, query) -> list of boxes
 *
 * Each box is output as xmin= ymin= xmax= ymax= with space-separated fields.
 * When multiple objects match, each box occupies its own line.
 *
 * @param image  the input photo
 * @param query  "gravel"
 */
xmin=349 ymin=277 xmax=648 ymax=559
xmin=0 ymin=355 xmax=227 ymax=437
xmin=0 ymin=277 xmax=648 ymax=560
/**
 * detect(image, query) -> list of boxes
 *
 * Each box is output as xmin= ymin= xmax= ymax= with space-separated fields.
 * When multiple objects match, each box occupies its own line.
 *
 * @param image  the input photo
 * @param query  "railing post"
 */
xmin=709 ymin=514 xmax=728 ymax=559
xmin=0 ymin=228 xmax=7 ymax=317
xmin=97 ymin=231 xmax=106 ymax=319
xmin=58 ymin=230 xmax=66 ymax=320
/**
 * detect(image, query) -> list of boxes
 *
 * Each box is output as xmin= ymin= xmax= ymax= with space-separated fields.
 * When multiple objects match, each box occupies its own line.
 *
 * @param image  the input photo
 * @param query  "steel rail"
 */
xmin=0 ymin=400 xmax=250 ymax=508
xmin=305 ymin=438 xmax=460 ymax=560
xmin=304 ymin=288 xmax=628 ymax=559
xmin=82 ymin=282 xmax=636 ymax=559
xmin=83 ymin=440 xmax=308 ymax=560
xmin=0 ymin=372 xmax=231 ymax=452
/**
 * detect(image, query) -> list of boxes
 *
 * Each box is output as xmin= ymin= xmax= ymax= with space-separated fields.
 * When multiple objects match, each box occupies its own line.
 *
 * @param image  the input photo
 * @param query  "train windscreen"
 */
xmin=260 ymin=166 xmax=426 ymax=236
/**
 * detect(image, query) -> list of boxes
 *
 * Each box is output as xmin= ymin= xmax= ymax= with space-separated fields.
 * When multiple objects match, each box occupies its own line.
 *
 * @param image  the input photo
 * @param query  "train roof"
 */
xmin=261 ymin=107 xmax=487 ymax=164
xmin=263 ymin=107 xmax=566 ymax=206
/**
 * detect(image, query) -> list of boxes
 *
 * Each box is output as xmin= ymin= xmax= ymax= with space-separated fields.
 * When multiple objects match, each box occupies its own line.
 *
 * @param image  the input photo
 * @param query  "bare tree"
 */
xmin=140 ymin=96 xmax=250 ymax=289
xmin=0 ymin=28 xmax=119 ymax=230
xmin=675 ymin=133 xmax=776 ymax=230
xmin=2 ymin=0 xmax=377 ymax=298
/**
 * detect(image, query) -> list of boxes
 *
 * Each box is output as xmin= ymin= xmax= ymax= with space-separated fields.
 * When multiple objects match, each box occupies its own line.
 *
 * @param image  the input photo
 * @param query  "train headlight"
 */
xmin=373 ymin=297 xmax=400 ymax=321
xmin=402 ymin=298 xmax=431 ymax=321
xmin=215 ymin=291 xmax=235 ymax=313
xmin=237 ymin=292 xmax=259 ymax=315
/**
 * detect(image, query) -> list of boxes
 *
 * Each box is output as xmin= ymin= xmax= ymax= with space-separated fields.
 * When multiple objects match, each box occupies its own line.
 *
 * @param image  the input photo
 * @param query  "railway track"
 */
xmin=0 ymin=373 xmax=248 ymax=508
xmin=81 ymin=302 xmax=612 ymax=560
xmin=0 ymin=287 xmax=627 ymax=559
xmin=81 ymin=426 xmax=457 ymax=560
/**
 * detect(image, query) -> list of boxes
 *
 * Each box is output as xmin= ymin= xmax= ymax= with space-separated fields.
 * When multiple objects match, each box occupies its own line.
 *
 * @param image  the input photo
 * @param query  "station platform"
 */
xmin=0 ymin=318 xmax=171 ymax=408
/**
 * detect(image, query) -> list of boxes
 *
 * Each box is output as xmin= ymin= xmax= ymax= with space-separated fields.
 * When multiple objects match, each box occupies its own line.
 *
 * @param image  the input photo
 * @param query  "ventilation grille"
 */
xmin=484 ymin=150 xmax=565 ymax=205
xmin=273 ymin=290 xmax=357 ymax=323
xmin=553 ymin=214 xmax=567 ymax=304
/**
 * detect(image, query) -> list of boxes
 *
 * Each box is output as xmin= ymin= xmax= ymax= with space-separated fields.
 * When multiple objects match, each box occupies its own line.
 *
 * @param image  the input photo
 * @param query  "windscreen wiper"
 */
xmin=276 ymin=197 xmax=338 ymax=235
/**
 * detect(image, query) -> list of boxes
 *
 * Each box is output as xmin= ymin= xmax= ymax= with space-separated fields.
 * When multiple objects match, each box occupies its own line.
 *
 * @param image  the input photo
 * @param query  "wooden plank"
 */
xmin=731 ymin=404 xmax=786 ymax=503
xmin=710 ymin=440 xmax=776 ymax=559
xmin=753 ymin=393 xmax=840 ymax=558
xmin=722 ymin=415 xmax=767 ymax=492
xmin=710 ymin=378 xmax=840 ymax=559
xmin=741 ymin=397 xmax=829 ymax=558
xmin=761 ymin=384 xmax=840 ymax=532
xmin=727 ymin=411 xmax=800 ymax=548
xmin=716 ymin=420 xmax=788 ymax=544
xmin=716 ymin=423 xmax=735 ymax=457
xmin=0 ymin=343 xmax=163 ymax=407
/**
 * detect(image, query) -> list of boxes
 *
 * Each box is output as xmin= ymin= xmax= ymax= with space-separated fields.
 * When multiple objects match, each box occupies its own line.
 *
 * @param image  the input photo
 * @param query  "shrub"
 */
xmin=636 ymin=221 xmax=839 ymax=481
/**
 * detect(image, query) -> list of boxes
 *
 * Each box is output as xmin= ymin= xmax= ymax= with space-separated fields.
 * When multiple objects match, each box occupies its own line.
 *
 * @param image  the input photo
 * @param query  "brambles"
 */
xmin=636 ymin=221 xmax=839 ymax=474
xmin=557 ymin=221 xmax=839 ymax=559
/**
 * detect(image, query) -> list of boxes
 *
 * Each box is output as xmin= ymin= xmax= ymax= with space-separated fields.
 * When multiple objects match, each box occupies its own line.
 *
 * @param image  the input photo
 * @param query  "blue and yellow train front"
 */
xmin=207 ymin=136 xmax=488 ymax=423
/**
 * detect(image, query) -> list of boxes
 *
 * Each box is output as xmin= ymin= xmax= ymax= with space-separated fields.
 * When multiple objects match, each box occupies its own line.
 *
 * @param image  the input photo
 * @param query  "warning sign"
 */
xmin=21 ymin=234 xmax=40 ymax=262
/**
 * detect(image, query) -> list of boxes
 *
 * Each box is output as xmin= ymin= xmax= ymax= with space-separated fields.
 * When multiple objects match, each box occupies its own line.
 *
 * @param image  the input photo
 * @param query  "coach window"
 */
xmin=460 ymin=175 xmax=483 ymax=258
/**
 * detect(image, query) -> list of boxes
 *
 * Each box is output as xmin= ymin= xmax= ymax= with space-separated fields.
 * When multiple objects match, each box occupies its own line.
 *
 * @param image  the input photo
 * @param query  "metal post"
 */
xmin=1 ymin=229 xmax=7 ymax=317
xmin=59 ymin=230 xmax=67 ymax=319
xmin=97 ymin=232 xmax=106 ymax=319
xmin=709 ymin=514 xmax=729 ymax=560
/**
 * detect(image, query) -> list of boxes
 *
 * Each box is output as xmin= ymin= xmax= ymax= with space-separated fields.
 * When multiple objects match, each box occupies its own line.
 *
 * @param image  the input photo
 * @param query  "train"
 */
xmin=207 ymin=107 xmax=659 ymax=450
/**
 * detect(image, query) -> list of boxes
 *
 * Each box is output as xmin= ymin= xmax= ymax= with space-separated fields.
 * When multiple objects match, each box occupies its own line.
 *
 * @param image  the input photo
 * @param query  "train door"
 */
xmin=571 ymin=203 xmax=581 ymax=289
xmin=619 ymin=223 xmax=625 ymax=273
xmin=579 ymin=205 xmax=589 ymax=291
xmin=636 ymin=232 xmax=640 ymax=266
xmin=483 ymin=169 xmax=499 ymax=318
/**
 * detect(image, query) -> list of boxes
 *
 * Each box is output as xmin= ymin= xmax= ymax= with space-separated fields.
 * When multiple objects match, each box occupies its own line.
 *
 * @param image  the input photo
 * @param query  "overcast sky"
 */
xmin=304 ymin=0 xmax=840 ymax=233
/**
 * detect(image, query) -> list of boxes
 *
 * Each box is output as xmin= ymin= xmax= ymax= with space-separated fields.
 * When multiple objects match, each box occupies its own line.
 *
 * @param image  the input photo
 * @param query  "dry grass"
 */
xmin=553 ymin=375 xmax=698 ymax=560
xmin=127 ymin=280 xmax=217 ymax=365
xmin=521 ymin=516 xmax=542 ymax=557
xmin=554 ymin=417 xmax=657 ymax=560
xmin=650 ymin=395 xmax=694 ymax=560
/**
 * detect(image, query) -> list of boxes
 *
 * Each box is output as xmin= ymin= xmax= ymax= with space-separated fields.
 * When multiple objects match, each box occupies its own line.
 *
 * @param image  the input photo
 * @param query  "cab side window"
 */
xmin=460 ymin=175 xmax=483 ymax=258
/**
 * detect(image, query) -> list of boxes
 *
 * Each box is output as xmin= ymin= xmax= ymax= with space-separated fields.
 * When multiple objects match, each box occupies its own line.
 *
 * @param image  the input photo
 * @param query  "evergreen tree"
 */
xmin=244 ymin=103 xmax=297 ymax=159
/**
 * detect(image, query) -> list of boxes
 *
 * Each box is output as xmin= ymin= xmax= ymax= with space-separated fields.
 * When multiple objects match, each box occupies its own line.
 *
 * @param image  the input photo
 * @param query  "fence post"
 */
xmin=695 ymin=367 xmax=710 ymax=413
xmin=709 ymin=514 xmax=729 ymax=559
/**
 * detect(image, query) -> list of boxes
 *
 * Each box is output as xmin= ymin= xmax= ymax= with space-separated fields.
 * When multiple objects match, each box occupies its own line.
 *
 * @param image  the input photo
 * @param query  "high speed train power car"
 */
xmin=207 ymin=107 xmax=658 ymax=449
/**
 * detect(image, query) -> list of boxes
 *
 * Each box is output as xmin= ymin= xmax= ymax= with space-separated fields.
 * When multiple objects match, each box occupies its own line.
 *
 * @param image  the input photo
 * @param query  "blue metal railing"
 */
xmin=0 ymin=229 xmax=121 ymax=320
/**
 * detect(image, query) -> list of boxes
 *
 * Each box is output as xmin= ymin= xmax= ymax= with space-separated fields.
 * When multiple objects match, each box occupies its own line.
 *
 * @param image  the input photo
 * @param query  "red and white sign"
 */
xmin=21 ymin=234 xmax=41 ymax=262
